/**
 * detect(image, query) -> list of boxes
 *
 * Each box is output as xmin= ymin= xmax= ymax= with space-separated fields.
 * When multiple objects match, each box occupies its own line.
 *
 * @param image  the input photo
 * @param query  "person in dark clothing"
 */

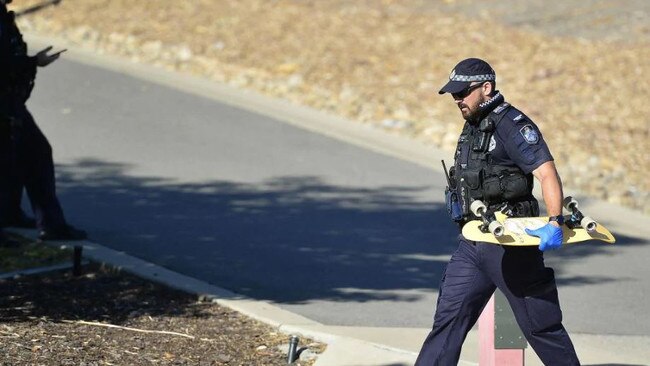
xmin=415 ymin=58 xmax=579 ymax=365
xmin=0 ymin=115 xmax=20 ymax=246
xmin=0 ymin=0 xmax=85 ymax=241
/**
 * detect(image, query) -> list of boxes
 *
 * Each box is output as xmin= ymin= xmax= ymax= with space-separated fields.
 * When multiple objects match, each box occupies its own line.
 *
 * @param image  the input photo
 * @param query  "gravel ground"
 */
xmin=410 ymin=0 xmax=650 ymax=42
xmin=0 ymin=262 xmax=323 ymax=366
xmin=11 ymin=0 xmax=650 ymax=213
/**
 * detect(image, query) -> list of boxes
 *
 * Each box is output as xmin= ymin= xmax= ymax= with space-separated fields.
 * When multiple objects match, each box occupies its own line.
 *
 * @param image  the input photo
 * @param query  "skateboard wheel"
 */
xmin=488 ymin=221 xmax=504 ymax=237
xmin=470 ymin=200 xmax=487 ymax=216
xmin=581 ymin=216 xmax=597 ymax=232
xmin=563 ymin=196 xmax=578 ymax=211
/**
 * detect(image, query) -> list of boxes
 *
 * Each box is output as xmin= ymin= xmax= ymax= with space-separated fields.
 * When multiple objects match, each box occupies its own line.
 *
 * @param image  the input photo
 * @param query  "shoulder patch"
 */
xmin=492 ymin=102 xmax=510 ymax=115
xmin=519 ymin=124 xmax=539 ymax=144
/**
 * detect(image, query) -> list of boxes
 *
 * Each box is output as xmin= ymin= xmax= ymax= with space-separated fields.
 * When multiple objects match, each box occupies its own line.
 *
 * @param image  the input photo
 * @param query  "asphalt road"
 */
xmin=23 ymin=50 xmax=650 ymax=337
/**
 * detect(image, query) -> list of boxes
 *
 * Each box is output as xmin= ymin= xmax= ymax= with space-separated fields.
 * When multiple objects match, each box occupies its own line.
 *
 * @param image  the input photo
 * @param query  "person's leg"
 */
xmin=0 ymin=127 xmax=21 ymax=247
xmin=16 ymin=108 xmax=67 ymax=231
xmin=482 ymin=244 xmax=580 ymax=365
xmin=0 ymin=115 xmax=34 ymax=229
xmin=6 ymin=182 xmax=36 ymax=228
xmin=15 ymin=108 xmax=85 ymax=240
xmin=415 ymin=236 xmax=496 ymax=366
xmin=0 ymin=130 xmax=12 ymax=228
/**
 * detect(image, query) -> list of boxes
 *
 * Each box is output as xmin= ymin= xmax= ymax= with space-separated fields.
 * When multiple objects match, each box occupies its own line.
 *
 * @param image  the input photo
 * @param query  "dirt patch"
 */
xmin=412 ymin=0 xmax=650 ymax=42
xmin=0 ymin=262 xmax=323 ymax=365
xmin=11 ymin=0 xmax=650 ymax=212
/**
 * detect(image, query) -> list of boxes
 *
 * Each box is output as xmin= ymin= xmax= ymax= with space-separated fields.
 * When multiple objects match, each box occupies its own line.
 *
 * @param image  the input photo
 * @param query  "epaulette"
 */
xmin=492 ymin=102 xmax=510 ymax=115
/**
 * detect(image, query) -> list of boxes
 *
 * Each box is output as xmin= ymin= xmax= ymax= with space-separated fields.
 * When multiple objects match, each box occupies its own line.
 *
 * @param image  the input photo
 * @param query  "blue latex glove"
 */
xmin=526 ymin=223 xmax=563 ymax=251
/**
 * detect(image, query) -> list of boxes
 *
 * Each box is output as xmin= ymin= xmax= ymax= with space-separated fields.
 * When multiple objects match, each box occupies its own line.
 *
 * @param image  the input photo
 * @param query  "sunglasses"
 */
xmin=451 ymin=83 xmax=485 ymax=100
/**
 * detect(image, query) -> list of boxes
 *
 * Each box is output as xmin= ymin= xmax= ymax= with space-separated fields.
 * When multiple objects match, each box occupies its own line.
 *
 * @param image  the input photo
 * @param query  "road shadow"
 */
xmin=52 ymin=159 xmax=454 ymax=304
xmin=46 ymin=159 xmax=646 ymax=306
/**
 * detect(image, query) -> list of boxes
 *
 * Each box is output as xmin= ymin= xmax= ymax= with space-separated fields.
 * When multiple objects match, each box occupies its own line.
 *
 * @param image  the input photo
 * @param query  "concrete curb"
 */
xmin=0 ymin=261 xmax=86 ymax=280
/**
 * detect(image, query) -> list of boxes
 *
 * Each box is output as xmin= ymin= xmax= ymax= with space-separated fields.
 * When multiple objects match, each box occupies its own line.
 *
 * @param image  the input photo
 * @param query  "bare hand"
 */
xmin=35 ymin=46 xmax=66 ymax=67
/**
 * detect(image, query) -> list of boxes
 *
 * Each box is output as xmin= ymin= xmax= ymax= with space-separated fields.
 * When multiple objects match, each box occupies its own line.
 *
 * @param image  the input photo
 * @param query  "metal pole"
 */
xmin=287 ymin=335 xmax=299 ymax=364
xmin=72 ymin=245 xmax=83 ymax=277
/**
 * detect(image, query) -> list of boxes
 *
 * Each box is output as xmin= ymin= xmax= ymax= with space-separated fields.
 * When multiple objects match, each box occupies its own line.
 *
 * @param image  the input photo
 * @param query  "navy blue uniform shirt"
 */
xmin=488 ymin=105 xmax=553 ymax=174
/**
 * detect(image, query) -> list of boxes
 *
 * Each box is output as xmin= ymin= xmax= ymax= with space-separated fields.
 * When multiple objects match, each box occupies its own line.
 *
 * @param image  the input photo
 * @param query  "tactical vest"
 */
xmin=450 ymin=102 xmax=538 ymax=220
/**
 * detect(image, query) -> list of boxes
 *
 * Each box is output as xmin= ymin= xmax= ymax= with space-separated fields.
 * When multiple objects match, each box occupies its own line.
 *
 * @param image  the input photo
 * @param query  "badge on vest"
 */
xmin=519 ymin=125 xmax=539 ymax=144
xmin=488 ymin=135 xmax=496 ymax=151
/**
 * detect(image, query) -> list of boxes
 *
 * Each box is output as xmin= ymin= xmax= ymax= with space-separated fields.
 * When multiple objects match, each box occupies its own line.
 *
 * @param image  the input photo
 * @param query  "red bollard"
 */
xmin=478 ymin=292 xmax=525 ymax=365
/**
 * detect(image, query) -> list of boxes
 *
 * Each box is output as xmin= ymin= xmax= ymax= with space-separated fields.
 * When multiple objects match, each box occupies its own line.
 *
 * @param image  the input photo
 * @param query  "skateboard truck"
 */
xmin=470 ymin=200 xmax=504 ymax=237
xmin=563 ymin=196 xmax=597 ymax=232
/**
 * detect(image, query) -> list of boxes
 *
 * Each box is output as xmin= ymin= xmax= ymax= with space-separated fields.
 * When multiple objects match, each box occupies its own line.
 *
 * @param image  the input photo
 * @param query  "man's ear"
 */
xmin=482 ymin=82 xmax=493 ymax=96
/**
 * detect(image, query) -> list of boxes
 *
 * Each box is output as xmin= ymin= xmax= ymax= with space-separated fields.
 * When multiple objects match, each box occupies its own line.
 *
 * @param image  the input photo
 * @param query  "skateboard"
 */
xmin=461 ymin=197 xmax=616 ymax=246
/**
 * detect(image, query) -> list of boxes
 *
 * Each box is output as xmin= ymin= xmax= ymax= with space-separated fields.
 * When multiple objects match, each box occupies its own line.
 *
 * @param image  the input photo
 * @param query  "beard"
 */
xmin=459 ymin=95 xmax=490 ymax=122
xmin=459 ymin=101 xmax=480 ymax=121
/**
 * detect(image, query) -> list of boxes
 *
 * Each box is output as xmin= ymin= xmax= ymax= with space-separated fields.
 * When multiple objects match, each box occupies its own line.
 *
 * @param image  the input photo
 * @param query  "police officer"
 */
xmin=0 ymin=0 xmax=86 ymax=241
xmin=415 ymin=58 xmax=579 ymax=365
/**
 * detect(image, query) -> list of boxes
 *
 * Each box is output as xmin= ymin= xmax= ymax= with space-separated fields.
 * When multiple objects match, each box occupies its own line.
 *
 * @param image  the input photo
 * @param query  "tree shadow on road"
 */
xmin=51 ymin=159 xmax=645 ymax=306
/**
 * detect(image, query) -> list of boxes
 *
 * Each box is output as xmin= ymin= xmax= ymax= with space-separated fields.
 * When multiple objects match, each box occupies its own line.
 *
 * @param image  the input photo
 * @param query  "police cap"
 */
xmin=439 ymin=58 xmax=496 ymax=95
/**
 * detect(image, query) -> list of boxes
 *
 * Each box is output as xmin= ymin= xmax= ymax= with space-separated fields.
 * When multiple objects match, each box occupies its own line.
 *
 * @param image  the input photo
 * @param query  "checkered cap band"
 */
xmin=450 ymin=74 xmax=495 ymax=82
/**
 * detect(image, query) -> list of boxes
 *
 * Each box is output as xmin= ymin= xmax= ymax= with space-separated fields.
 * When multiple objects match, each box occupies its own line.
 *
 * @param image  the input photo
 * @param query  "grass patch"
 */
xmin=0 ymin=234 xmax=72 ymax=272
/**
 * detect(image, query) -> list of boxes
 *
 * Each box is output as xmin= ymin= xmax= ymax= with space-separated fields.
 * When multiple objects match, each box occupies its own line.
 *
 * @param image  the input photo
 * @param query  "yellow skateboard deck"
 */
xmin=462 ymin=212 xmax=616 ymax=246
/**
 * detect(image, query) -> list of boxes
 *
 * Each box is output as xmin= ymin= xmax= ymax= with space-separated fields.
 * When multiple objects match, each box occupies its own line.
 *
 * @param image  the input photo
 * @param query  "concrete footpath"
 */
xmin=9 ymin=229 xmax=650 ymax=366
